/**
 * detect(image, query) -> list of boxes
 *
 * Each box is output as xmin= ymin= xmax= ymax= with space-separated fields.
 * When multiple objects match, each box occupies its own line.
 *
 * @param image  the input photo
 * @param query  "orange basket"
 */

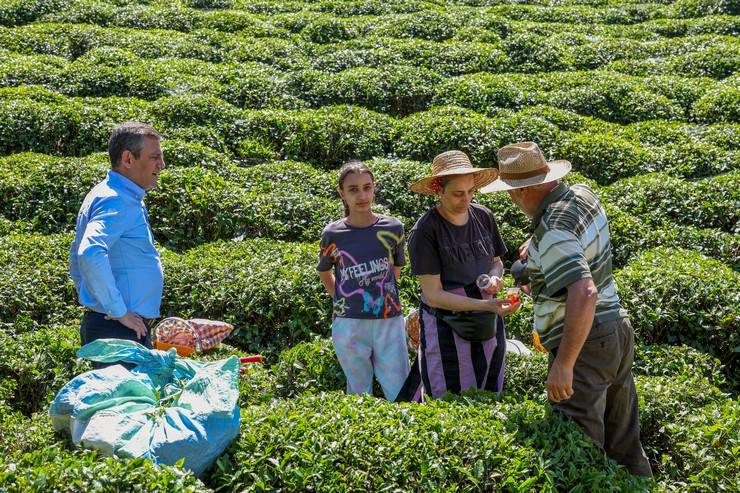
xmin=155 ymin=340 xmax=197 ymax=357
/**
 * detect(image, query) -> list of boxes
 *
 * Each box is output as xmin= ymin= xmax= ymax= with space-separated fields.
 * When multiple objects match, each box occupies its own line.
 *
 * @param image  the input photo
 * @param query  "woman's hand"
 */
xmin=481 ymin=275 xmax=503 ymax=296
xmin=485 ymin=298 xmax=521 ymax=316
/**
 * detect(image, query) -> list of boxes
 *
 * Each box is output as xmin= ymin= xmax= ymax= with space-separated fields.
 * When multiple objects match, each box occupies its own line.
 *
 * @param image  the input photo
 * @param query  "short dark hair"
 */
xmin=108 ymin=121 xmax=161 ymax=168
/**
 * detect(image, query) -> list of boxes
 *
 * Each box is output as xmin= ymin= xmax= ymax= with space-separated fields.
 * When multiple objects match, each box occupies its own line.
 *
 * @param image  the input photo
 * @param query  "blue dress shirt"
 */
xmin=69 ymin=170 xmax=164 ymax=319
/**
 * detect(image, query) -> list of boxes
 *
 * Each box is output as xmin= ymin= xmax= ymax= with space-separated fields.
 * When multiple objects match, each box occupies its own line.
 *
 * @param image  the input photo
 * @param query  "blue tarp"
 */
xmin=50 ymin=339 xmax=240 ymax=477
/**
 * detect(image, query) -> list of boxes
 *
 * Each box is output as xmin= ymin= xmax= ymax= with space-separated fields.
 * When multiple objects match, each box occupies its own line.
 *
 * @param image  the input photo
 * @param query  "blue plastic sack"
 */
xmin=49 ymin=339 xmax=240 ymax=477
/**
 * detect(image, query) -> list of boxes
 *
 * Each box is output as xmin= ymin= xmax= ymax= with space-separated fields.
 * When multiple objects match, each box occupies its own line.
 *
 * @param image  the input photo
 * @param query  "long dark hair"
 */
xmin=337 ymin=160 xmax=374 ymax=217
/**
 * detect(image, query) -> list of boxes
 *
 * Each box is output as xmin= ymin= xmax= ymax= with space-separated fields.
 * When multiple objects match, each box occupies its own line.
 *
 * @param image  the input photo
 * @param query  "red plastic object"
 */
xmin=239 ymin=355 xmax=263 ymax=364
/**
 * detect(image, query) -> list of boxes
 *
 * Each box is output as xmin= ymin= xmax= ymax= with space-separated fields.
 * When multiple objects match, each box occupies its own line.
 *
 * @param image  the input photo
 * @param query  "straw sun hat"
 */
xmin=480 ymin=142 xmax=571 ymax=193
xmin=408 ymin=150 xmax=499 ymax=196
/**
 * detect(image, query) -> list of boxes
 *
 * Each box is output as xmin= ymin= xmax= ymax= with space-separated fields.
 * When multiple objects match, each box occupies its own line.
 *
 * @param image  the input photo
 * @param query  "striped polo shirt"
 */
xmin=527 ymin=182 xmax=627 ymax=350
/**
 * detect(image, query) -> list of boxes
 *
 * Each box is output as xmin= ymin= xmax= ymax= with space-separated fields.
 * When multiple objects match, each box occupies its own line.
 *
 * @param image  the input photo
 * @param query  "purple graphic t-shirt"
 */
xmin=317 ymin=215 xmax=405 ymax=319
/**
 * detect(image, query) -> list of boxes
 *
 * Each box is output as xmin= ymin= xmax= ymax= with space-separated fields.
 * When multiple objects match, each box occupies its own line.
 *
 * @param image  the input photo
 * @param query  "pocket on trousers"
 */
xmin=576 ymin=330 xmax=619 ymax=385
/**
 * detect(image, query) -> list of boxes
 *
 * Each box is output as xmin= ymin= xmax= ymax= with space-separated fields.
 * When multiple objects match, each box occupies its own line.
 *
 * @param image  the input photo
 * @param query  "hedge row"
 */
xmin=23 ymin=0 xmax=735 ymax=40
xmin=3 ymin=326 xmax=734 ymax=490
xmin=2 ymin=45 xmax=736 ymax=125
xmin=4 ymin=149 xmax=736 ymax=267
xmin=1 ymin=146 xmax=737 ymax=260
xmin=1 ymin=21 xmax=737 ymax=80
xmin=2 ymin=225 xmax=738 ymax=376
xmin=603 ymin=171 xmax=740 ymax=233
xmin=1 ymin=85 xmax=736 ymax=183
xmin=0 ymin=428 xmax=209 ymax=493
xmin=212 ymin=391 xmax=648 ymax=492
xmin=616 ymin=247 xmax=740 ymax=377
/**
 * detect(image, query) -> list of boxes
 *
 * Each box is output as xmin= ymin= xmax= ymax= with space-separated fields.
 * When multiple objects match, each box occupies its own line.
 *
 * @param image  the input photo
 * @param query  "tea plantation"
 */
xmin=0 ymin=0 xmax=738 ymax=491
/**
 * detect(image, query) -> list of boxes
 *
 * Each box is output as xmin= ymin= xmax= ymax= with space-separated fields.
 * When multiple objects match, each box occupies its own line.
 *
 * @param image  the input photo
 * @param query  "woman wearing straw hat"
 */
xmin=394 ymin=150 xmax=521 ymax=402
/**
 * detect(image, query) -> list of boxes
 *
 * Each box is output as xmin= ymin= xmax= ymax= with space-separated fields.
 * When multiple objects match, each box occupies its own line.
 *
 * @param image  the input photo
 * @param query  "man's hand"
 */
xmin=107 ymin=312 xmax=147 ymax=339
xmin=486 ymin=298 xmax=521 ymax=316
xmin=547 ymin=357 xmax=575 ymax=403
xmin=518 ymin=237 xmax=532 ymax=261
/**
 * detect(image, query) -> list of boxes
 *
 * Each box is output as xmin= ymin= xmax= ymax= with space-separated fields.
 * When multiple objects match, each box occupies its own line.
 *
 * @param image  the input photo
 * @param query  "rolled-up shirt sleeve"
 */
xmin=77 ymin=199 xmax=129 ymax=318
xmin=538 ymin=229 xmax=591 ymax=296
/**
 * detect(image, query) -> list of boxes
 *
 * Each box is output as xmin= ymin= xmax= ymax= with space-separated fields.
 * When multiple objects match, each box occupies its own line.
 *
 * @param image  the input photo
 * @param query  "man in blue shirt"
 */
xmin=69 ymin=122 xmax=165 ymax=365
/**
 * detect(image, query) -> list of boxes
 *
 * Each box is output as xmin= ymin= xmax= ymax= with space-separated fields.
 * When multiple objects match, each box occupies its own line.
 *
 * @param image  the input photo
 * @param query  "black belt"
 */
xmin=83 ymin=309 xmax=156 ymax=328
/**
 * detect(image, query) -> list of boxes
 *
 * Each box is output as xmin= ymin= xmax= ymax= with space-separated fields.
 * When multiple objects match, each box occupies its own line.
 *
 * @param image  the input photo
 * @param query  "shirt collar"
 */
xmin=107 ymin=169 xmax=146 ymax=201
xmin=532 ymin=181 xmax=569 ymax=227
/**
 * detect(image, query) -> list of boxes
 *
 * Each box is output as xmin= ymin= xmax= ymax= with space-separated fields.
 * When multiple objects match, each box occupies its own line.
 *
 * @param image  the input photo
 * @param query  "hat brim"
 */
xmin=409 ymin=167 xmax=500 ymax=195
xmin=479 ymin=160 xmax=571 ymax=193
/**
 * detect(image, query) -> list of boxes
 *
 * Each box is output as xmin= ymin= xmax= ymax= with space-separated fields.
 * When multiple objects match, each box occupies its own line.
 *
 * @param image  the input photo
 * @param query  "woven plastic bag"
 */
xmin=154 ymin=317 xmax=234 ymax=356
xmin=49 ymin=339 xmax=240 ymax=477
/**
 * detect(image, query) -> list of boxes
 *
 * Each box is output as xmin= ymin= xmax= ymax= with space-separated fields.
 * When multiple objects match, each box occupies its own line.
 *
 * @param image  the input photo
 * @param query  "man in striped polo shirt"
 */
xmin=481 ymin=142 xmax=652 ymax=477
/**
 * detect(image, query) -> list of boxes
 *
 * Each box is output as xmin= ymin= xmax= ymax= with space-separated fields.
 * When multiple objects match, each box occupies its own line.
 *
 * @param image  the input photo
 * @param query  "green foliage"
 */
xmin=0 ymin=445 xmax=209 ymax=492
xmin=604 ymin=171 xmax=740 ymax=232
xmin=636 ymin=375 xmax=737 ymax=488
xmin=634 ymin=344 xmax=727 ymax=390
xmin=0 ymin=232 xmax=78 ymax=328
xmin=548 ymin=77 xmax=683 ymax=124
xmin=433 ymin=72 xmax=538 ymax=114
xmin=273 ymin=337 xmax=345 ymax=398
xmin=0 ymin=324 xmax=87 ymax=415
xmin=292 ymin=65 xmax=441 ymax=115
xmin=693 ymin=84 xmax=740 ymax=124
xmin=212 ymin=391 xmax=649 ymax=492
xmin=194 ymin=343 xmax=278 ymax=407
xmin=0 ymin=152 xmax=106 ymax=232
xmin=393 ymin=105 xmax=501 ymax=165
xmin=656 ymin=398 xmax=740 ymax=492
xmin=236 ymin=105 xmax=393 ymax=166
xmin=0 ymin=0 xmax=67 ymax=26
xmin=616 ymin=247 xmax=740 ymax=374
xmin=161 ymin=139 xmax=232 ymax=170
xmin=559 ymin=132 xmax=648 ymax=184
xmin=503 ymin=352 xmax=547 ymax=401
xmin=161 ymin=239 xmax=331 ymax=354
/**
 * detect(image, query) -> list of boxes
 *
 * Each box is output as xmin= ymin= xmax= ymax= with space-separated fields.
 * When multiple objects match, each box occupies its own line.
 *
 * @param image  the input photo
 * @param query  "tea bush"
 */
xmin=161 ymin=238 xmax=331 ymax=354
xmin=693 ymin=84 xmax=740 ymax=124
xmin=0 ymin=324 xmax=87 ymax=415
xmin=393 ymin=105 xmax=501 ymax=165
xmin=0 ymin=232 xmax=78 ymax=328
xmin=433 ymin=72 xmax=539 ymax=114
xmin=547 ymin=78 xmax=684 ymax=124
xmin=234 ymin=105 xmax=393 ymax=166
xmin=635 ymin=375 xmax=738 ymax=488
xmin=634 ymin=344 xmax=727 ymax=390
xmin=616 ymin=247 xmax=740 ymax=374
xmin=291 ymin=65 xmax=440 ymax=115
xmin=211 ymin=391 xmax=649 ymax=492
xmin=558 ymin=132 xmax=648 ymax=184
xmin=604 ymin=171 xmax=740 ymax=232
xmin=0 ymin=445 xmax=210 ymax=492
xmin=0 ymin=152 xmax=106 ymax=232
xmin=273 ymin=336 xmax=345 ymax=398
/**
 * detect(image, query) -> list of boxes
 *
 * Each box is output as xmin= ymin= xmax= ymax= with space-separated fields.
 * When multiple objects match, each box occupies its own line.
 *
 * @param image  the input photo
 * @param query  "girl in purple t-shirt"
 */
xmin=317 ymin=161 xmax=410 ymax=401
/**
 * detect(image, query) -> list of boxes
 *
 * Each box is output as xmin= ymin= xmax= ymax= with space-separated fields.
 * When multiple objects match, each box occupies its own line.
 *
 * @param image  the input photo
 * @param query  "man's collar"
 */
xmin=532 ymin=182 xmax=569 ymax=226
xmin=107 ymin=169 xmax=146 ymax=201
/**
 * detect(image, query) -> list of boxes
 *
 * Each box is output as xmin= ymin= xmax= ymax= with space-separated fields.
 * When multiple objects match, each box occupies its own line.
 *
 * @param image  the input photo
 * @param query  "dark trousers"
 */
xmin=80 ymin=311 xmax=153 ymax=370
xmin=550 ymin=317 xmax=653 ymax=477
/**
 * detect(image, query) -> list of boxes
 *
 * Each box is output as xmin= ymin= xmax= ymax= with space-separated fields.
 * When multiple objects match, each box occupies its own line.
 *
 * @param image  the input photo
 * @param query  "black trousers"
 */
xmin=79 ymin=311 xmax=153 ymax=370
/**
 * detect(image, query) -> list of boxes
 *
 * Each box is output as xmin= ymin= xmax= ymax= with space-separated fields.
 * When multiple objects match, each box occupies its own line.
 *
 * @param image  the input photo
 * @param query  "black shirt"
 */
xmin=408 ymin=203 xmax=508 ymax=290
